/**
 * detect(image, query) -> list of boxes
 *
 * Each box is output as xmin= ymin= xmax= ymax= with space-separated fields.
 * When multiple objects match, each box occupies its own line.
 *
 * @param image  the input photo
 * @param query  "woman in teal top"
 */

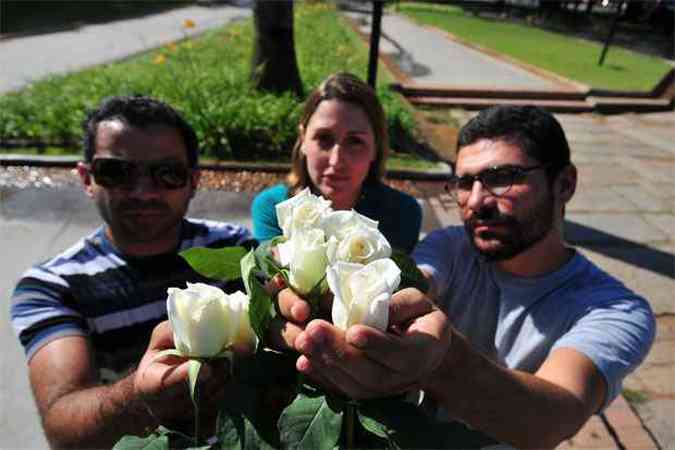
xmin=251 ymin=72 xmax=422 ymax=253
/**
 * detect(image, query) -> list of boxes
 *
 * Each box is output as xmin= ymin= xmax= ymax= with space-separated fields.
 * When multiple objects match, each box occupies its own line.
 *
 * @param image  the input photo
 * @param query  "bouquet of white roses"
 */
xmin=114 ymin=190 xmax=493 ymax=450
xmin=272 ymin=188 xmax=401 ymax=331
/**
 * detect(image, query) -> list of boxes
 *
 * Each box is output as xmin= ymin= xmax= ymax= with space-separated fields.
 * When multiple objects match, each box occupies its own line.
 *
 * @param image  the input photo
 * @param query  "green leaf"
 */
xmin=179 ymin=246 xmax=249 ymax=282
xmin=253 ymin=237 xmax=285 ymax=279
xmin=113 ymin=432 xmax=169 ymax=450
xmin=391 ymin=250 xmax=429 ymax=293
xmin=241 ymin=250 xmax=275 ymax=344
xmin=216 ymin=412 xmax=244 ymax=450
xmin=357 ymin=413 xmax=390 ymax=439
xmin=216 ymin=381 xmax=281 ymax=449
xmin=278 ymin=392 xmax=343 ymax=450
xmin=359 ymin=396 xmax=498 ymax=449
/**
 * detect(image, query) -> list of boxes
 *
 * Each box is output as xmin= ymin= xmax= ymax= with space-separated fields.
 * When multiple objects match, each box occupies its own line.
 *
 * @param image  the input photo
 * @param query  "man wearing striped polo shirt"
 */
xmin=10 ymin=96 xmax=253 ymax=448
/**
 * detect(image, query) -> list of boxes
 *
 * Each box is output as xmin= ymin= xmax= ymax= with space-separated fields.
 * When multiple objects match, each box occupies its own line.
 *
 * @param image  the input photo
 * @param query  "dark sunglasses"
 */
xmin=89 ymin=158 xmax=191 ymax=190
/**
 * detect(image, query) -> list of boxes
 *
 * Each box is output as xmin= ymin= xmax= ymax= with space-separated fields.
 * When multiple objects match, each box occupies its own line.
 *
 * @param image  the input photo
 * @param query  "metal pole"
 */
xmin=0 ymin=0 xmax=6 ymax=35
xmin=598 ymin=0 xmax=622 ymax=66
xmin=367 ymin=0 xmax=383 ymax=88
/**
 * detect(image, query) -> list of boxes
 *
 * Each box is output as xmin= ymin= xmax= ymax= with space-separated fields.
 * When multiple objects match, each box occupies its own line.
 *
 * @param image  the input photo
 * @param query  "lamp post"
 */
xmin=367 ymin=0 xmax=384 ymax=87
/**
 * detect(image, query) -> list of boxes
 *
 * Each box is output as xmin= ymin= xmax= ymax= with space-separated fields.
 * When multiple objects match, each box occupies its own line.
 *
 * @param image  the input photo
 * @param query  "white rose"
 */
xmin=167 ymin=282 xmax=257 ymax=357
xmin=327 ymin=258 xmax=401 ymax=331
xmin=321 ymin=210 xmax=391 ymax=264
xmin=280 ymin=228 xmax=330 ymax=295
xmin=275 ymin=188 xmax=332 ymax=239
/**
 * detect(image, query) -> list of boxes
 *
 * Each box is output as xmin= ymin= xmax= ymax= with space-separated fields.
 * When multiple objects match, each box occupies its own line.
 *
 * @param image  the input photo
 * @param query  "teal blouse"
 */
xmin=251 ymin=183 xmax=422 ymax=254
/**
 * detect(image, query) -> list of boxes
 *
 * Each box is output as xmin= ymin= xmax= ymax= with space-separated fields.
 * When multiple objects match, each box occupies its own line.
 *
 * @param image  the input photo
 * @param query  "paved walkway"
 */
xmin=0 ymin=4 xmax=251 ymax=94
xmin=346 ymin=11 xmax=561 ymax=90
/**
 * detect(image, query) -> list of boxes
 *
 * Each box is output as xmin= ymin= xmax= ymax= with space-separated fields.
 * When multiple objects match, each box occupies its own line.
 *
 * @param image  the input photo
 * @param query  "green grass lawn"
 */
xmin=0 ymin=3 xmax=423 ymax=165
xmin=395 ymin=2 xmax=672 ymax=91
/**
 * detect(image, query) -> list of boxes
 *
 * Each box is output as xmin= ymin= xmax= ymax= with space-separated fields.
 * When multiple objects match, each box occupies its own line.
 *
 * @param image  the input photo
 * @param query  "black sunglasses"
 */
xmin=89 ymin=158 xmax=191 ymax=190
xmin=447 ymin=164 xmax=549 ymax=202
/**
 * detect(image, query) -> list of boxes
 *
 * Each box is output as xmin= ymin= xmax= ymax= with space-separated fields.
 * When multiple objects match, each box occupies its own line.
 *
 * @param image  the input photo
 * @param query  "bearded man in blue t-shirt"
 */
xmin=10 ymin=96 xmax=253 ymax=448
xmin=272 ymin=105 xmax=655 ymax=449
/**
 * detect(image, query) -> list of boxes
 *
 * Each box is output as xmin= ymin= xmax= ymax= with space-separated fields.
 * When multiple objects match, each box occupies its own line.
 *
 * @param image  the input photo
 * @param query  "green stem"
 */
xmin=345 ymin=401 xmax=356 ymax=450
xmin=192 ymin=391 xmax=200 ymax=445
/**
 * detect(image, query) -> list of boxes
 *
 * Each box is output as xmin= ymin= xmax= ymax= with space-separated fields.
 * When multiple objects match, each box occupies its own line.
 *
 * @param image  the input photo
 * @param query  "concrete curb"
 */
xmin=0 ymin=154 xmax=452 ymax=181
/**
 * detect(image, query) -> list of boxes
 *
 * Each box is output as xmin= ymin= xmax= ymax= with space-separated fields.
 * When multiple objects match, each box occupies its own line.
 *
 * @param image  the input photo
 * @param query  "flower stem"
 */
xmin=192 ymin=393 xmax=200 ymax=445
xmin=345 ymin=401 xmax=357 ymax=449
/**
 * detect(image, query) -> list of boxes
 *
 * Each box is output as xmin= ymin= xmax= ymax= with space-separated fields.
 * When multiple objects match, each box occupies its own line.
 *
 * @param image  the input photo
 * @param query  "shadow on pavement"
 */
xmin=566 ymin=220 xmax=674 ymax=279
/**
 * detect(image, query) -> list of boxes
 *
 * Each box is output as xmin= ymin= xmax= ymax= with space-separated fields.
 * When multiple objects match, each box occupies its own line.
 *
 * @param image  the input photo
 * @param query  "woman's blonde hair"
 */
xmin=287 ymin=72 xmax=389 ymax=192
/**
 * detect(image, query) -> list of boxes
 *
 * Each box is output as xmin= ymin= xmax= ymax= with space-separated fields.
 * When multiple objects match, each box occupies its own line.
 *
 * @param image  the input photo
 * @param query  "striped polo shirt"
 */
xmin=10 ymin=218 xmax=252 ymax=378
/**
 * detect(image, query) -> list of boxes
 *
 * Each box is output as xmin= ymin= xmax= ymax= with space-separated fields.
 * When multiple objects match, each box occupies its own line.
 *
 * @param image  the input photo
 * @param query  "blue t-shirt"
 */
xmin=11 ymin=218 xmax=252 ymax=377
xmin=251 ymin=183 xmax=423 ymax=254
xmin=413 ymin=226 xmax=655 ymax=411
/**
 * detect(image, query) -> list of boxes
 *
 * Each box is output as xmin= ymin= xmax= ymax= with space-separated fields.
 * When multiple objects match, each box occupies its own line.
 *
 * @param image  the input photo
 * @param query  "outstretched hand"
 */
xmin=265 ymin=274 xmax=332 ymax=352
xmin=293 ymin=288 xmax=452 ymax=399
xmin=133 ymin=321 xmax=228 ymax=432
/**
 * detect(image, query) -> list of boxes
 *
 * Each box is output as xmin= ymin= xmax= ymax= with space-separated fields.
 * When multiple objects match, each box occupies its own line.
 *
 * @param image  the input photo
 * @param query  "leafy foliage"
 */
xmin=0 ymin=3 xmax=417 ymax=162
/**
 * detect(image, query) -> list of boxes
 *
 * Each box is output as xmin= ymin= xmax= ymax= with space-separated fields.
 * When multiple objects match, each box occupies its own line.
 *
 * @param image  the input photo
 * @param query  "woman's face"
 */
xmin=301 ymin=99 xmax=377 ymax=210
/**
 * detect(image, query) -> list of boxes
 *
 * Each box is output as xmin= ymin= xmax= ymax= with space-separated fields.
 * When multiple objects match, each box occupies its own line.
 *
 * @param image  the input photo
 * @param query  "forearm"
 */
xmin=423 ymin=332 xmax=589 ymax=449
xmin=42 ymin=373 xmax=157 ymax=449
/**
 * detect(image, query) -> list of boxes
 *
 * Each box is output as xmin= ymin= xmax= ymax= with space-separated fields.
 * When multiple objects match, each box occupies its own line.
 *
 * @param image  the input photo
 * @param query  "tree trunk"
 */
xmin=251 ymin=0 xmax=303 ymax=97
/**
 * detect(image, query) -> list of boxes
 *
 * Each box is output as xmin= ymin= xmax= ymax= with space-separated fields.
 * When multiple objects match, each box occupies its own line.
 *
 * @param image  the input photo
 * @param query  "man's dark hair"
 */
xmin=457 ymin=105 xmax=571 ymax=182
xmin=82 ymin=95 xmax=199 ymax=167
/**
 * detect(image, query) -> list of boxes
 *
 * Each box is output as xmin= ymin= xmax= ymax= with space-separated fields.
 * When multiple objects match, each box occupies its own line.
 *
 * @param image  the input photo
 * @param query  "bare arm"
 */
xmin=423 ymin=329 xmax=606 ymax=449
xmin=291 ymin=288 xmax=606 ymax=449
xmin=29 ymin=322 xmax=226 ymax=449
xmin=29 ymin=336 xmax=156 ymax=449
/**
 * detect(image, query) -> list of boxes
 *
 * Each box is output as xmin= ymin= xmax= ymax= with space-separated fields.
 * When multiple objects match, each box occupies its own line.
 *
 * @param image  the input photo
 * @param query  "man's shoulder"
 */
xmin=19 ymin=228 xmax=108 ymax=281
xmin=422 ymin=226 xmax=468 ymax=246
xmin=181 ymin=218 xmax=252 ymax=249
xmin=567 ymin=251 xmax=635 ymax=294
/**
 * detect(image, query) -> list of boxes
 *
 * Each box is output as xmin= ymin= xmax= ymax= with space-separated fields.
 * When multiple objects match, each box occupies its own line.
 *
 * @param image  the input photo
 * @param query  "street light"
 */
xmin=367 ymin=0 xmax=384 ymax=87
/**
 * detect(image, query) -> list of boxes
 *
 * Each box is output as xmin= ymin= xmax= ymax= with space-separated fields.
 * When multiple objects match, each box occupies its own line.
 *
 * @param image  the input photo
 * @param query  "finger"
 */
xmin=346 ymin=308 xmax=451 ymax=376
xmin=147 ymin=321 xmax=176 ymax=351
xmin=296 ymin=356 xmax=342 ymax=392
xmin=277 ymin=288 xmax=311 ymax=323
xmin=267 ymin=316 xmax=305 ymax=352
xmin=388 ymin=288 xmax=435 ymax=328
xmin=200 ymin=359 xmax=230 ymax=383
xmin=264 ymin=273 xmax=286 ymax=296
xmin=296 ymin=321 xmax=413 ymax=398
xmin=142 ymin=358 xmax=191 ymax=391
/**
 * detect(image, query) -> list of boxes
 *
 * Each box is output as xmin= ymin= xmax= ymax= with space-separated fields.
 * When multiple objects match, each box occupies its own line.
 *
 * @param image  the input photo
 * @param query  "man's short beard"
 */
xmin=464 ymin=191 xmax=555 ymax=262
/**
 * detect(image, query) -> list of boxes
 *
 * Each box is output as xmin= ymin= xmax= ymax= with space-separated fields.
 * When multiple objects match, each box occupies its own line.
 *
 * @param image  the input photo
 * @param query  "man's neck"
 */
xmin=104 ymin=228 xmax=181 ymax=258
xmin=496 ymin=232 xmax=573 ymax=278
